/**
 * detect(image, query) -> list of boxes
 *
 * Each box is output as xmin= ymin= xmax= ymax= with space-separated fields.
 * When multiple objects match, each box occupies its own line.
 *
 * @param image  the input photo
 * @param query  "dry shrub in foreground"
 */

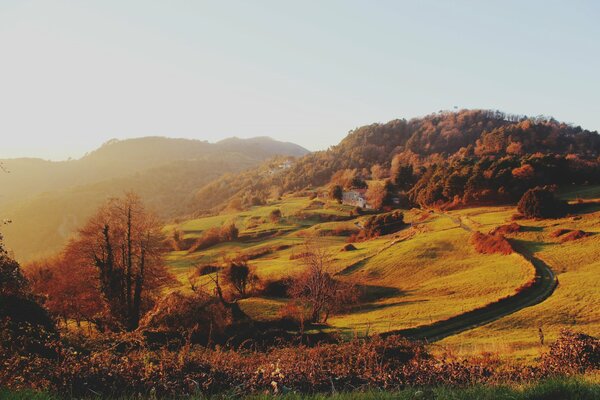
xmin=1 ymin=329 xmax=600 ymax=397
xmin=470 ymin=231 xmax=514 ymax=255
xmin=540 ymin=329 xmax=600 ymax=374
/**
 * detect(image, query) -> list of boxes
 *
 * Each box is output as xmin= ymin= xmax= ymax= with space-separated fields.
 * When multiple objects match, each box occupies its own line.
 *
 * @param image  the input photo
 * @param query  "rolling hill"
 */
xmin=163 ymin=185 xmax=600 ymax=361
xmin=0 ymin=136 xmax=308 ymax=261
xmin=191 ymin=110 xmax=600 ymax=212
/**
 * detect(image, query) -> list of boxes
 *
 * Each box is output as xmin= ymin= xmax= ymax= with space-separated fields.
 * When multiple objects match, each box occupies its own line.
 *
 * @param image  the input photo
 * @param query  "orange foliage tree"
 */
xmin=67 ymin=193 xmax=173 ymax=331
xmin=27 ymin=255 xmax=107 ymax=328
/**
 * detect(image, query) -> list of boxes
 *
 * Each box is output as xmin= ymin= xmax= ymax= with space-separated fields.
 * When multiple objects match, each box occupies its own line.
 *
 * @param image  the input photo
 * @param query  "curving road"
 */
xmin=384 ymin=213 xmax=558 ymax=342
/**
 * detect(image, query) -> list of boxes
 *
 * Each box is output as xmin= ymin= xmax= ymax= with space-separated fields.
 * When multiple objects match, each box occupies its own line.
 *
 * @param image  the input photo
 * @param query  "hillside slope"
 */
xmin=191 ymin=110 xmax=600 ymax=211
xmin=0 ymin=136 xmax=309 ymax=261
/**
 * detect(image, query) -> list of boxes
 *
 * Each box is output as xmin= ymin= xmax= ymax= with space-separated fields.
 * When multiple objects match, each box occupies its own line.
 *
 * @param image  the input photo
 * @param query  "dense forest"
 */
xmin=192 ymin=110 xmax=600 ymax=211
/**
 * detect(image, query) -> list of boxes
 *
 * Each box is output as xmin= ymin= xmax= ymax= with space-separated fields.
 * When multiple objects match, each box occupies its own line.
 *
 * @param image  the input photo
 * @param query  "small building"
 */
xmin=279 ymin=160 xmax=293 ymax=169
xmin=342 ymin=189 xmax=371 ymax=209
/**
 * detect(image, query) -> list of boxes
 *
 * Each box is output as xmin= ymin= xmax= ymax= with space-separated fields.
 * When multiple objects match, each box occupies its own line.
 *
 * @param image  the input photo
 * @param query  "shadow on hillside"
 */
xmin=353 ymin=299 xmax=428 ymax=313
xmin=337 ymin=256 xmax=373 ymax=276
xmin=358 ymin=284 xmax=405 ymax=302
xmin=520 ymin=225 xmax=544 ymax=232
xmin=509 ymin=238 xmax=548 ymax=254
xmin=569 ymin=200 xmax=600 ymax=215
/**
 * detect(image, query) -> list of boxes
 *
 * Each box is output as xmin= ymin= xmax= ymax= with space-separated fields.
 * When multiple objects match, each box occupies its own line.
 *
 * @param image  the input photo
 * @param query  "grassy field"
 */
xmin=165 ymin=195 xmax=534 ymax=335
xmin=3 ymin=377 xmax=600 ymax=399
xmin=439 ymin=191 xmax=600 ymax=361
xmin=327 ymin=212 xmax=533 ymax=335
xmin=163 ymin=186 xmax=600 ymax=361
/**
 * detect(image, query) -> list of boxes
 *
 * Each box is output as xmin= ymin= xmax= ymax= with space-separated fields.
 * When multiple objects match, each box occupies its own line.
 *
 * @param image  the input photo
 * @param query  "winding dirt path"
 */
xmin=385 ymin=212 xmax=558 ymax=342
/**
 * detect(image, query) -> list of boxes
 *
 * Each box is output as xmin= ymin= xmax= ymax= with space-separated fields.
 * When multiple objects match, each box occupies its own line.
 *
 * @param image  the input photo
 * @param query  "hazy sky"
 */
xmin=1 ymin=1 xmax=599 ymax=160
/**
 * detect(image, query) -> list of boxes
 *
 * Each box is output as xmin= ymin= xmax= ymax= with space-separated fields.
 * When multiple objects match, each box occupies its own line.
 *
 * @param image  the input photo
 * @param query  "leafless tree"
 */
xmin=289 ymin=240 xmax=359 ymax=323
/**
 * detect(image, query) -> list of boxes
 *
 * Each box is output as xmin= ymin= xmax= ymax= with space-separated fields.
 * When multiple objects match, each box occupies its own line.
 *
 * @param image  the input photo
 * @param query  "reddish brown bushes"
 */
xmin=560 ymin=230 xmax=591 ymax=242
xmin=540 ymin=329 xmax=600 ymax=374
xmin=550 ymin=228 xmax=571 ymax=238
xmin=470 ymin=231 xmax=514 ymax=255
xmin=2 ymin=330 xmax=600 ymax=397
xmin=489 ymin=223 xmax=522 ymax=236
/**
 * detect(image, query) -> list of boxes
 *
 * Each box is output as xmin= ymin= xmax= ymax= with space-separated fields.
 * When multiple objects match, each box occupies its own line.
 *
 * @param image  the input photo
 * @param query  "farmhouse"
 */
xmin=342 ymin=189 xmax=371 ymax=209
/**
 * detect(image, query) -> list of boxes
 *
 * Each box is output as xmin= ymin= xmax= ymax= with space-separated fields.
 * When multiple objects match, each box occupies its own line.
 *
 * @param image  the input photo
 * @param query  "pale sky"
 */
xmin=0 ymin=0 xmax=599 ymax=160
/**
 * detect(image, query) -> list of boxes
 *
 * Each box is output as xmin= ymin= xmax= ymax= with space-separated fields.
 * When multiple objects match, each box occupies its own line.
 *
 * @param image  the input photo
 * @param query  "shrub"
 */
xmin=550 ymin=228 xmax=572 ymax=238
xmin=471 ymin=232 xmax=513 ymax=255
xmin=341 ymin=243 xmax=357 ymax=251
xmin=260 ymin=278 xmax=293 ymax=298
xmin=197 ymin=265 xmax=221 ymax=276
xmin=329 ymin=185 xmax=343 ymax=203
xmin=560 ymin=230 xmax=591 ymax=243
xmin=189 ymin=223 xmax=239 ymax=252
xmin=517 ymin=186 xmax=567 ymax=218
xmin=223 ymin=262 xmax=257 ymax=298
xmin=140 ymin=291 xmax=231 ymax=340
xmin=361 ymin=210 xmax=406 ymax=239
xmin=489 ymin=223 xmax=522 ymax=235
xmin=541 ymin=330 xmax=600 ymax=374
xmin=220 ymin=222 xmax=239 ymax=241
xmin=268 ymin=209 xmax=282 ymax=222
xmin=189 ymin=227 xmax=222 ymax=252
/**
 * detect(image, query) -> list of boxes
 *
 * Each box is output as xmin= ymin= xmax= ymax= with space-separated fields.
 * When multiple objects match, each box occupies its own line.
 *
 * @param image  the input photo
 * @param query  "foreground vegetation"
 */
xmin=1 ymin=329 xmax=600 ymax=398
xmin=4 ymin=377 xmax=600 ymax=399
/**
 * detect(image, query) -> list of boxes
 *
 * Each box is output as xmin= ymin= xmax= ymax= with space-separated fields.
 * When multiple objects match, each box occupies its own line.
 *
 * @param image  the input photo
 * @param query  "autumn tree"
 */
xmin=69 ymin=193 xmax=173 ymax=331
xmin=370 ymin=163 xmax=388 ymax=180
xmin=223 ymin=261 xmax=257 ymax=298
xmin=362 ymin=210 xmax=406 ymax=239
xmin=330 ymin=185 xmax=343 ymax=203
xmin=443 ymin=172 xmax=467 ymax=199
xmin=391 ymin=160 xmax=415 ymax=190
xmin=269 ymin=208 xmax=282 ymax=222
xmin=366 ymin=180 xmax=395 ymax=210
xmin=517 ymin=186 xmax=567 ymax=218
xmin=289 ymin=242 xmax=358 ymax=323
xmin=26 ymin=255 xmax=107 ymax=329
xmin=330 ymin=169 xmax=360 ymax=189
xmin=512 ymin=164 xmax=535 ymax=180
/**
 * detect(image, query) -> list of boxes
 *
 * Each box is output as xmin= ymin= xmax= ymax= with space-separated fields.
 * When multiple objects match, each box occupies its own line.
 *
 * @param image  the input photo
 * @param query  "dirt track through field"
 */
xmin=385 ymin=213 xmax=558 ymax=342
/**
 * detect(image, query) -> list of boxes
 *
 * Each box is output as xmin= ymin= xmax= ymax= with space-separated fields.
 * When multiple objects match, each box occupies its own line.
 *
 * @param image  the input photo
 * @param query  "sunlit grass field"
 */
xmin=439 ymin=189 xmax=600 ymax=361
xmin=164 ymin=186 xmax=600 ymax=361
xmin=165 ymin=195 xmax=533 ymax=335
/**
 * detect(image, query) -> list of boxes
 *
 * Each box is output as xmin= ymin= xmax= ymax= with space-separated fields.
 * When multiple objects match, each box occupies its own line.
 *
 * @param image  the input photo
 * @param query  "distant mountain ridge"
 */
xmin=0 ymin=136 xmax=309 ymax=261
xmin=0 ymin=136 xmax=308 ymax=207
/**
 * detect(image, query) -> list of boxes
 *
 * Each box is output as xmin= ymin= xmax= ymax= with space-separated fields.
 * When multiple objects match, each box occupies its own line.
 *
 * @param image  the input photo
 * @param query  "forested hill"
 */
xmin=0 ymin=136 xmax=308 ymax=261
xmin=192 ymin=110 xmax=600 ymax=211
